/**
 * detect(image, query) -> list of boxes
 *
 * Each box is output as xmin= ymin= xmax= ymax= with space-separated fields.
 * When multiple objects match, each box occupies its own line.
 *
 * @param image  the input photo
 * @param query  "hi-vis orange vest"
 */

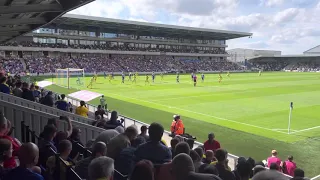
xmin=171 ymin=119 xmax=184 ymax=135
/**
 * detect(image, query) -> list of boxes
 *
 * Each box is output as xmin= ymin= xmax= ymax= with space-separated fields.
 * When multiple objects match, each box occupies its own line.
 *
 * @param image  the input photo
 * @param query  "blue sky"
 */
xmin=69 ymin=0 xmax=320 ymax=54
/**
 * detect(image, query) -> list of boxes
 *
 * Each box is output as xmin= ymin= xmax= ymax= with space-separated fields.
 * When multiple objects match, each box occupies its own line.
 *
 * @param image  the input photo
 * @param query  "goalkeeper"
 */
xmin=76 ymin=77 xmax=82 ymax=85
xmin=100 ymin=95 xmax=107 ymax=110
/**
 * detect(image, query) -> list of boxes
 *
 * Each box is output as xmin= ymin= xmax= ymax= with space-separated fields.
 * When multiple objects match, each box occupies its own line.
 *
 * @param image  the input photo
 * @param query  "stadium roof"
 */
xmin=45 ymin=14 xmax=252 ymax=40
xmin=0 ymin=0 xmax=94 ymax=43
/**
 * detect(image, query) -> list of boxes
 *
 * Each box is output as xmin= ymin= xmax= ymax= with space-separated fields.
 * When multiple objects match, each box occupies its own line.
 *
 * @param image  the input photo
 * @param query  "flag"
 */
xmin=290 ymin=102 xmax=293 ymax=109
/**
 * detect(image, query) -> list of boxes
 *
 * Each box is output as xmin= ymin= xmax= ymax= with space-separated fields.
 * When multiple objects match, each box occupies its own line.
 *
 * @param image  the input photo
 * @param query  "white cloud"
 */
xmin=260 ymin=0 xmax=285 ymax=6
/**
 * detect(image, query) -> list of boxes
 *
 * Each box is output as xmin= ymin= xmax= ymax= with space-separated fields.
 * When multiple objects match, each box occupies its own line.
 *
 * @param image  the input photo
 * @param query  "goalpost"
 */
xmin=56 ymin=68 xmax=85 ymax=89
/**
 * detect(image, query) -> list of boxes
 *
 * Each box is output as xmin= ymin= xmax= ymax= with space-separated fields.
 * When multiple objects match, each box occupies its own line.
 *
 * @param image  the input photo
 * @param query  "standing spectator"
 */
xmin=88 ymin=156 xmax=114 ymax=180
xmin=75 ymin=142 xmax=107 ymax=179
xmin=41 ymin=91 xmax=54 ymax=107
xmin=138 ymin=125 xmax=149 ymax=141
xmin=95 ymin=105 xmax=107 ymax=119
xmin=0 ymin=139 xmax=12 ymax=178
xmin=114 ymin=137 xmax=146 ymax=178
xmin=3 ymin=142 xmax=44 ymax=180
xmin=38 ymin=125 xmax=57 ymax=168
xmin=75 ymin=101 xmax=89 ymax=118
xmin=68 ymin=127 xmax=84 ymax=160
xmin=107 ymin=126 xmax=138 ymax=159
xmin=0 ymin=76 xmax=10 ymax=94
xmin=46 ymin=140 xmax=72 ymax=180
xmin=235 ymin=161 xmax=252 ymax=180
xmin=214 ymin=149 xmax=236 ymax=180
xmin=0 ymin=114 xmax=20 ymax=169
xmin=283 ymin=155 xmax=296 ymax=176
xmin=12 ymin=81 xmax=22 ymax=97
xmin=131 ymin=160 xmax=154 ymax=180
xmin=21 ymin=82 xmax=35 ymax=101
xmin=55 ymin=94 xmax=68 ymax=111
xmin=135 ymin=123 xmax=172 ymax=164
xmin=204 ymin=133 xmax=221 ymax=152
xmin=170 ymin=115 xmax=184 ymax=136
xmin=33 ymin=86 xmax=41 ymax=102
xmin=267 ymin=150 xmax=281 ymax=168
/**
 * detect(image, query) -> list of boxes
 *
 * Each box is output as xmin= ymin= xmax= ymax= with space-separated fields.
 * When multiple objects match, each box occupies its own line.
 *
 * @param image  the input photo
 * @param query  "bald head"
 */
xmin=92 ymin=141 xmax=107 ymax=157
xmin=172 ymin=153 xmax=195 ymax=180
xmin=18 ymin=142 xmax=39 ymax=167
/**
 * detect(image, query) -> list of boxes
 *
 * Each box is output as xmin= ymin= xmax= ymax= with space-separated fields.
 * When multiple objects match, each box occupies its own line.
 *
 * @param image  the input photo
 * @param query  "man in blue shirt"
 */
xmin=38 ymin=125 xmax=57 ymax=168
xmin=55 ymin=94 xmax=68 ymax=111
xmin=4 ymin=142 xmax=44 ymax=180
xmin=134 ymin=123 xmax=172 ymax=164
xmin=0 ymin=76 xmax=10 ymax=94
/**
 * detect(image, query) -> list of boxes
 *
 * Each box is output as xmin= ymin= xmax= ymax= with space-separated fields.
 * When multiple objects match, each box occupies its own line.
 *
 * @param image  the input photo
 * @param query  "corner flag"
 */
xmin=290 ymin=102 xmax=293 ymax=109
xmin=288 ymin=102 xmax=293 ymax=134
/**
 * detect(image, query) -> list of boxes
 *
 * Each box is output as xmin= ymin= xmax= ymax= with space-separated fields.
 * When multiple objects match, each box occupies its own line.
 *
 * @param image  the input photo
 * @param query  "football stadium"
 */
xmin=1 ymin=1 xmax=320 ymax=180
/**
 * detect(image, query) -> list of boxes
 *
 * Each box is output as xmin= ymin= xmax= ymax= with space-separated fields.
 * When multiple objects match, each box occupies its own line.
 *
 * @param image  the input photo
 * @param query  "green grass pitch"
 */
xmin=45 ymin=72 xmax=320 ymax=176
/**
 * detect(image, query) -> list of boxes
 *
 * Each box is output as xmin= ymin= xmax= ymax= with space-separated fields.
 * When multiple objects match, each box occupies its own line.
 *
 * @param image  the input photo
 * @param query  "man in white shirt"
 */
xmin=100 ymin=95 xmax=107 ymax=110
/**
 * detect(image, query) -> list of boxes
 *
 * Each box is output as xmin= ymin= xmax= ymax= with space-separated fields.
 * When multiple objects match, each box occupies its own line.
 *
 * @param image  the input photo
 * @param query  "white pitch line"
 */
xmin=106 ymin=92 xmax=288 ymax=135
xmin=290 ymin=125 xmax=320 ymax=134
xmin=272 ymin=129 xmax=298 ymax=132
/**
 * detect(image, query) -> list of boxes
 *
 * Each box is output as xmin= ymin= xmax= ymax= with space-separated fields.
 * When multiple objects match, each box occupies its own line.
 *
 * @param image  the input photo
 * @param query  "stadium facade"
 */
xmin=227 ymin=48 xmax=282 ymax=63
xmin=0 ymin=14 xmax=252 ymax=60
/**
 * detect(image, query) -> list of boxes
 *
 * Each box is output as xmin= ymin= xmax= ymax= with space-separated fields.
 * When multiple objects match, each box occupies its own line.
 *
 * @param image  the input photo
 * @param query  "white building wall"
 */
xmin=227 ymin=48 xmax=281 ymax=63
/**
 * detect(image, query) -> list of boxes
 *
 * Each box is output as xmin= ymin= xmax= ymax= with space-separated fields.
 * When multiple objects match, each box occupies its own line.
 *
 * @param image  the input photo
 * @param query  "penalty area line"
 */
xmin=106 ymin=92 xmax=288 ymax=135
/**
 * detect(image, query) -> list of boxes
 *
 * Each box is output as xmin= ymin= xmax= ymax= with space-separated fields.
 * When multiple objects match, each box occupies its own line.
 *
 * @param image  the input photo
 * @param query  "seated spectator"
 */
xmin=114 ymin=137 xmax=146 ymax=177
xmin=104 ymin=111 xmax=124 ymax=129
xmin=267 ymin=150 xmax=281 ymax=168
xmin=88 ymin=156 xmax=114 ymax=180
xmin=253 ymin=165 xmax=266 ymax=176
xmin=131 ymin=160 xmax=154 ymax=180
xmin=214 ymin=149 xmax=236 ymax=180
xmin=138 ymin=125 xmax=149 ymax=141
xmin=252 ymin=170 xmax=288 ymax=180
xmin=190 ymin=150 xmax=203 ymax=172
xmin=203 ymin=150 xmax=215 ymax=164
xmin=284 ymin=155 xmax=296 ymax=177
xmin=94 ymin=128 xmax=121 ymax=146
xmin=194 ymin=147 xmax=204 ymax=160
xmin=204 ymin=133 xmax=221 ymax=152
xmin=33 ymin=86 xmax=41 ymax=102
xmin=4 ymin=142 xmax=44 ymax=180
xmin=107 ymin=125 xmax=138 ymax=159
xmin=292 ymin=168 xmax=305 ymax=180
xmin=269 ymin=163 xmax=279 ymax=171
xmin=38 ymin=125 xmax=57 ymax=167
xmin=41 ymin=91 xmax=54 ymax=106
xmin=21 ymin=82 xmax=35 ymax=101
xmin=0 ymin=76 xmax=10 ymax=94
xmin=135 ymin=123 xmax=172 ymax=164
xmin=75 ymin=101 xmax=89 ymax=117
xmin=235 ymin=161 xmax=252 ymax=180
xmin=46 ymin=140 xmax=72 ymax=180
xmin=171 ymin=153 xmax=195 ymax=180
xmin=186 ymin=138 xmax=195 ymax=149
xmin=169 ymin=137 xmax=180 ymax=156
xmin=198 ymin=164 xmax=219 ymax=176
xmin=171 ymin=115 xmax=184 ymax=136
xmin=68 ymin=127 xmax=84 ymax=160
xmin=95 ymin=105 xmax=107 ymax=119
xmin=175 ymin=142 xmax=190 ymax=156
xmin=42 ymin=117 xmax=72 ymax=146
xmin=0 ymin=139 xmax=12 ymax=178
xmin=0 ymin=114 xmax=20 ymax=169
xmin=75 ymin=141 xmax=107 ymax=179
xmin=55 ymin=94 xmax=68 ymax=111
xmin=12 ymin=81 xmax=22 ymax=97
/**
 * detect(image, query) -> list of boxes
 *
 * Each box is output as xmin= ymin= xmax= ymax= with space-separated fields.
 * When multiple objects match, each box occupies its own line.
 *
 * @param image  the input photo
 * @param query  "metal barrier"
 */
xmin=0 ymin=100 xmax=105 ymax=145
xmin=0 ymin=92 xmax=96 ymax=125
xmin=21 ymin=121 xmax=82 ymax=180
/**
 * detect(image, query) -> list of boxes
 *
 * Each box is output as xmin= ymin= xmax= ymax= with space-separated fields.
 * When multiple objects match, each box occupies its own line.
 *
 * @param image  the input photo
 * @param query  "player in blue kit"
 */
xmin=176 ymin=72 xmax=180 ymax=83
xmin=121 ymin=72 xmax=125 ymax=83
xmin=152 ymin=72 xmax=155 ymax=83
xmin=201 ymin=73 xmax=205 ymax=82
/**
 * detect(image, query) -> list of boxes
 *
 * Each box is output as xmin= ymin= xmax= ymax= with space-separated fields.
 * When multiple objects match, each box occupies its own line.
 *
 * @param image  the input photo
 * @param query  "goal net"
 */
xmin=56 ymin=68 xmax=85 ymax=89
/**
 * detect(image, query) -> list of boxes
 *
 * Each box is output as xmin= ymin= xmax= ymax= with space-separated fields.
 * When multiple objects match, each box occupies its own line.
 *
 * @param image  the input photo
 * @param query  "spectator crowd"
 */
xmin=0 ymin=71 xmax=307 ymax=180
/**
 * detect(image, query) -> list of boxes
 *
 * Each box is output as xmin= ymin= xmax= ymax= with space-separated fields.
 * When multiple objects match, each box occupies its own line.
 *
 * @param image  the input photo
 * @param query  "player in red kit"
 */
xmin=193 ymin=75 xmax=197 ymax=87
